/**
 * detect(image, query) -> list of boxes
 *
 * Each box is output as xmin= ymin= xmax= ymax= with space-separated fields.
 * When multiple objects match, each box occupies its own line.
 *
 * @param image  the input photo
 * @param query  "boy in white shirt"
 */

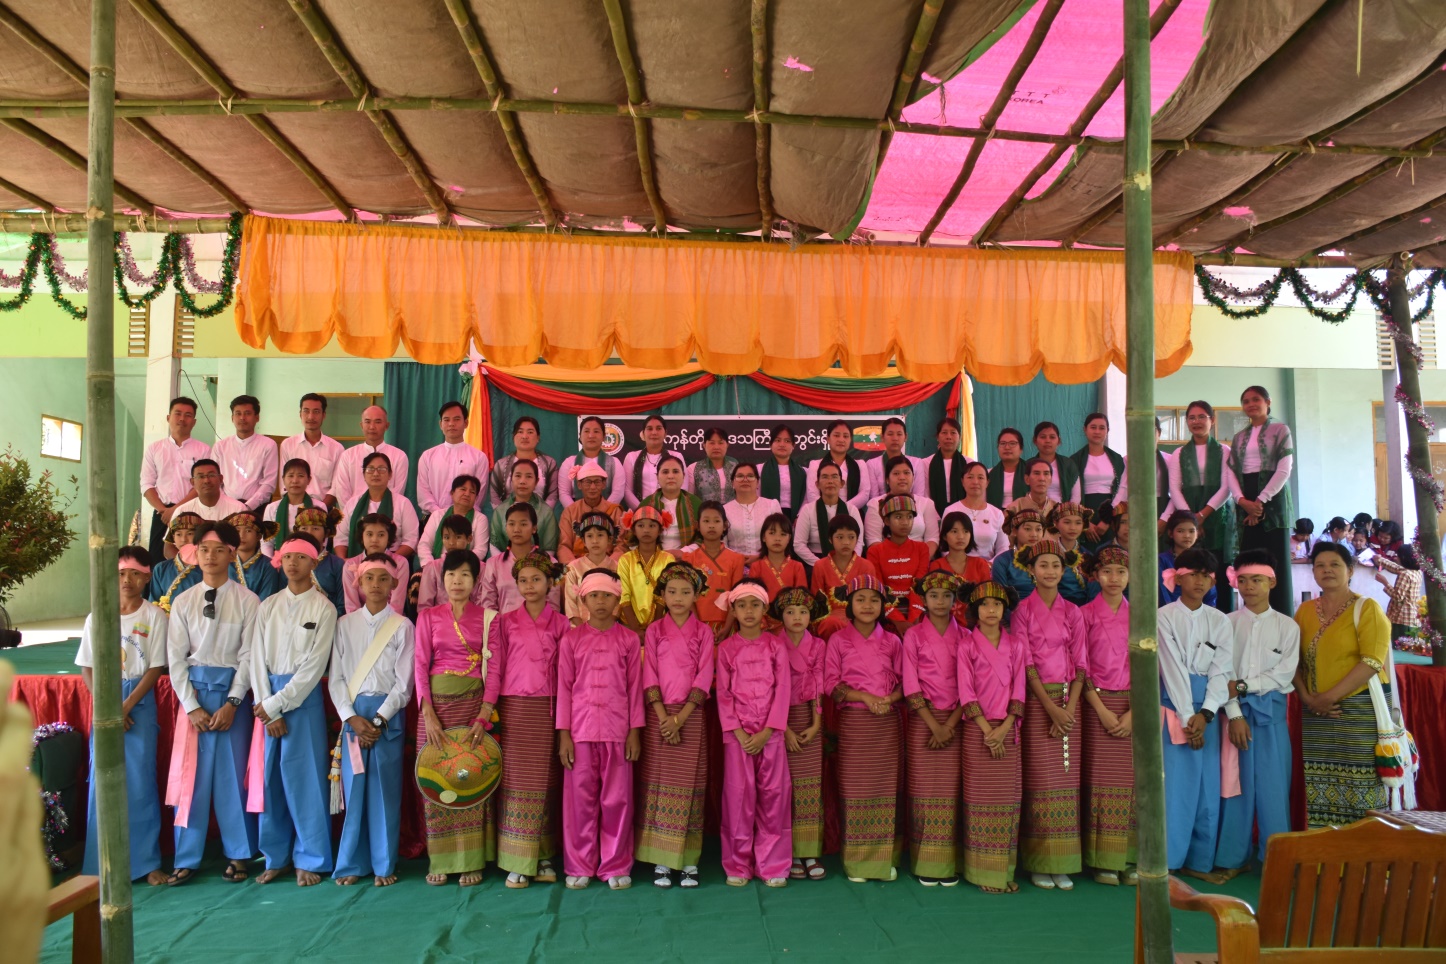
xmin=77 ymin=546 xmax=169 ymax=884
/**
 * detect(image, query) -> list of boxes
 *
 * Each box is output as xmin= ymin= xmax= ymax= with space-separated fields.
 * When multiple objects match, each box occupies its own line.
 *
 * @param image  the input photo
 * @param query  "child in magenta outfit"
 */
xmin=557 ymin=568 xmax=644 ymax=890
xmin=716 ymin=579 xmax=793 ymax=887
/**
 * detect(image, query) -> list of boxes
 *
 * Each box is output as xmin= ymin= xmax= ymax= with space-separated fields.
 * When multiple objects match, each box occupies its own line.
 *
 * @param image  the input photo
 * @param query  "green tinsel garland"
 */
xmin=1196 ymin=264 xmax=1446 ymax=325
xmin=0 ymin=211 xmax=242 ymax=320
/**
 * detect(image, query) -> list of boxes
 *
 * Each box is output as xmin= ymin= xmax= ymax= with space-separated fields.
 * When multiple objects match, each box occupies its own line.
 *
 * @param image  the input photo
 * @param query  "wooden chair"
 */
xmin=47 ymin=875 xmax=100 ymax=964
xmin=1134 ymin=816 xmax=1446 ymax=962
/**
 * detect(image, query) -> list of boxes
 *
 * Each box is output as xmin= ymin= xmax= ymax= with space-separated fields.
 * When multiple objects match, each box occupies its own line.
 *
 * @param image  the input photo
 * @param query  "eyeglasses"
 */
xmin=364 ymin=465 xmax=389 ymax=474
xmin=203 ymin=588 xmax=217 ymax=619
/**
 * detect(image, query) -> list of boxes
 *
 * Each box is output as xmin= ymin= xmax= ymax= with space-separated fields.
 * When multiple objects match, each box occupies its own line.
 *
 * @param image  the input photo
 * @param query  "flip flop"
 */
xmin=166 ymin=868 xmax=196 ymax=887
xmin=222 ymin=861 xmax=248 ymax=883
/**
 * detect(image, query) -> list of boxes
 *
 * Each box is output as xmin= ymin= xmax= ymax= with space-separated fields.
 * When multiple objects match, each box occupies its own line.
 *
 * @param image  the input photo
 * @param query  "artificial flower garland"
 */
xmin=1194 ymin=264 xmax=1445 ymax=325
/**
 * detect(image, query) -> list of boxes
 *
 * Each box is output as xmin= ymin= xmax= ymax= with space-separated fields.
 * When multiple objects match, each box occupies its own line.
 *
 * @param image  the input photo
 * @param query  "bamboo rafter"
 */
xmin=283 ymin=0 xmax=452 ymax=224
xmin=1158 ymin=48 xmax=1446 ymax=248
xmin=918 ymin=0 xmax=1065 ymax=246
xmin=1318 ymin=189 xmax=1446 ymax=254
xmin=0 ymin=2 xmax=249 ymax=213
xmin=602 ymin=0 xmax=668 ymax=233
xmin=125 ymin=0 xmax=354 ymax=220
xmin=440 ymin=0 xmax=555 ymax=228
xmin=0 ymin=174 xmax=54 ymax=211
xmin=750 ymin=0 xmax=773 ymax=240
xmin=970 ymin=0 xmax=1186 ymax=246
xmin=0 ymin=118 xmax=154 ymax=214
xmin=872 ymin=0 xmax=946 ymax=171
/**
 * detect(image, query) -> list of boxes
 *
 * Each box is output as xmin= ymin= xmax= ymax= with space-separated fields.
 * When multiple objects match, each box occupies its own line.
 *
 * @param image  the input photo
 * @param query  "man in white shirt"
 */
xmin=211 ymin=394 xmax=279 ymax=513
xmin=1156 ymin=548 xmax=1234 ymax=877
xmin=76 ymin=546 xmax=169 ymax=884
xmin=172 ymin=459 xmax=247 ymax=536
xmin=416 ymin=401 xmax=490 ymax=517
xmin=863 ymin=418 xmax=926 ymax=503
xmin=793 ymin=462 xmax=864 ymax=566
xmin=140 ymin=395 xmax=211 ymax=558
xmin=622 ymin=415 xmax=685 ymax=509
xmin=279 ymin=393 xmax=344 ymax=506
xmin=166 ymin=521 xmax=260 ymax=884
xmin=329 ymin=560 xmax=415 ymax=886
xmin=332 ymin=405 xmax=410 ymax=508
xmin=250 ymin=533 xmax=339 ymax=886
xmin=1215 ymin=553 xmax=1299 ymax=875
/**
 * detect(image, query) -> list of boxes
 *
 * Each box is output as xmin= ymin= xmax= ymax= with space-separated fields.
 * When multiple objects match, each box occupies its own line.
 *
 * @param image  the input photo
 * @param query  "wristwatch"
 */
xmin=1199 ymin=708 xmax=1216 ymax=723
xmin=1234 ymin=681 xmax=1249 ymax=696
xmin=226 ymin=696 xmax=243 ymax=707
xmin=372 ymin=714 xmax=386 ymax=729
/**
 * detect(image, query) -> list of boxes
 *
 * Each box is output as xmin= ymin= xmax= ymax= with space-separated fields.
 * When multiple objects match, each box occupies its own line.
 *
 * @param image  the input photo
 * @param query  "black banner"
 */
xmin=593 ymin=414 xmax=905 ymax=464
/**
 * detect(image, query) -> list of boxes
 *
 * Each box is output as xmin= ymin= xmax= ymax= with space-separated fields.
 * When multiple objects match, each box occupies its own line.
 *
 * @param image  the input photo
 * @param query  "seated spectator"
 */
xmin=1290 ymin=518 xmax=1314 ymax=561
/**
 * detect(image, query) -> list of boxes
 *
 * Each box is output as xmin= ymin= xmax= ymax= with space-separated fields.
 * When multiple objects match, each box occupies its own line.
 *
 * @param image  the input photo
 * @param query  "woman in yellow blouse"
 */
xmin=616 ymin=506 xmax=676 ymax=635
xmin=1292 ymin=541 xmax=1391 ymax=827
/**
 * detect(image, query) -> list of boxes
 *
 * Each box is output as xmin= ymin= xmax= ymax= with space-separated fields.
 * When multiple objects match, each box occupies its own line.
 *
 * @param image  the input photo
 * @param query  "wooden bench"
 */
xmin=47 ymin=875 xmax=100 ymax=964
xmin=1134 ymin=816 xmax=1446 ymax=962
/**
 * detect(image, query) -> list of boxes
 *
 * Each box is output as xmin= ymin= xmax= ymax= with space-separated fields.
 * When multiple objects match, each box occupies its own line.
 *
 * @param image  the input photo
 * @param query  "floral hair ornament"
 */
xmin=913 ymin=570 xmax=965 ymax=598
xmin=1046 ymin=502 xmax=1093 ymax=529
xmin=1160 ymin=567 xmax=1203 ymax=594
xmin=270 ymin=537 xmax=320 ymax=570
xmin=1226 ymin=563 xmax=1275 ymax=589
xmin=880 ymin=494 xmax=917 ymax=518
xmin=511 ymin=549 xmax=564 ymax=583
xmin=118 ymin=556 xmax=151 ymax=576
xmin=722 ymin=582 xmax=771 ymax=608
xmin=570 ymin=462 xmax=609 ymax=482
xmin=771 ymin=587 xmax=828 ymax=621
xmin=579 ymin=569 xmax=622 ymax=598
xmin=621 ymin=506 xmax=673 ymax=529
xmin=654 ymin=560 xmax=709 ymax=597
xmin=577 ymin=511 xmax=620 ymax=539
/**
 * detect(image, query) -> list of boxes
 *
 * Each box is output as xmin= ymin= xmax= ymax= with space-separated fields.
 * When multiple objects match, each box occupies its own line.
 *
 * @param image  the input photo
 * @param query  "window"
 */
xmin=1155 ymin=406 xmax=1245 ymax=444
xmin=1373 ymin=401 xmax=1446 ymax=444
xmin=40 ymin=415 xmax=82 ymax=462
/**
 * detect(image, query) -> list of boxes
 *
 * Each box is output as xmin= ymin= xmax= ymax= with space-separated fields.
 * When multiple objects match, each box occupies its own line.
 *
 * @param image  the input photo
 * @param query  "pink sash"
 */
xmin=1162 ymin=707 xmax=1241 ymax=799
xmin=245 ymin=717 xmax=266 ymax=813
xmin=164 ymin=706 xmax=200 ymax=827
xmin=347 ymin=731 xmax=366 ymax=774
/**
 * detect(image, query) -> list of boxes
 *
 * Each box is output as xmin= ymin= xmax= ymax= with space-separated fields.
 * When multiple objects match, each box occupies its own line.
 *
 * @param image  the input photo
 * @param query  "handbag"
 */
xmin=1355 ymin=598 xmax=1419 ymax=810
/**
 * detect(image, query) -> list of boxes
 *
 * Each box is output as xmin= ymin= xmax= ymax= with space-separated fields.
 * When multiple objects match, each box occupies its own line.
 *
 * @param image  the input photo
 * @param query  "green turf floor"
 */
xmin=41 ymin=845 xmax=1259 ymax=963
xmin=3 ymin=639 xmax=81 ymax=675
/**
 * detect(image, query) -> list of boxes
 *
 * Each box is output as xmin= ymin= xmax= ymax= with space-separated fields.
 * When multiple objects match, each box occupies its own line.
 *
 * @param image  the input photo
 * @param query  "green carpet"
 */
xmin=3 ymin=639 xmax=81 ymax=675
xmin=41 ymin=847 xmax=1260 ymax=962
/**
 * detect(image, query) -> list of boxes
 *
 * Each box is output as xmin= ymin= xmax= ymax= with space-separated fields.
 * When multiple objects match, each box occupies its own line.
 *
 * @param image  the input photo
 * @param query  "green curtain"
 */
xmin=971 ymin=372 xmax=1100 ymax=462
xmin=382 ymin=361 xmax=466 ymax=507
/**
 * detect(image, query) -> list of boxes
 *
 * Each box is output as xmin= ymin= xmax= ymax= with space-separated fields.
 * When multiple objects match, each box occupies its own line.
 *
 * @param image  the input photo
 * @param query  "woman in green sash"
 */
xmin=758 ymin=424 xmax=807 ymax=520
xmin=1070 ymin=413 xmax=1125 ymax=551
xmin=1166 ymin=401 xmax=1236 ymax=612
xmin=1227 ymin=387 xmax=1295 ymax=614
xmin=986 ymin=428 xmax=1028 ymax=509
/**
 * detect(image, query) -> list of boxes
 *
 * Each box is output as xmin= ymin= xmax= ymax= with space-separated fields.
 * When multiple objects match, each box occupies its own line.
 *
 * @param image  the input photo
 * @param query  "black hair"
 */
xmin=1231 ymin=548 xmax=1277 ymax=571
xmin=359 ymin=513 xmax=397 ymax=545
xmin=1327 ymin=516 xmax=1349 ymax=532
xmin=1186 ymin=400 xmax=1214 ymax=419
xmin=1022 ymin=456 xmax=1051 ymax=477
xmin=883 ymin=454 xmax=913 ymax=480
xmin=362 ymin=451 xmax=392 ymax=473
xmin=512 ymin=415 xmax=541 ymax=436
xmin=191 ymin=458 xmax=220 ymax=476
xmin=282 ymin=531 xmax=321 ymax=552
xmin=1310 ymin=540 xmax=1353 ymax=572
xmin=935 ymin=416 xmax=962 ymax=436
xmin=282 ymin=458 xmax=312 ymax=478
xmin=697 ymin=499 xmax=729 ymax=535
xmin=1083 ymin=412 xmax=1109 ymax=429
xmin=642 ymin=414 xmax=668 ymax=430
xmin=1241 ymin=385 xmax=1272 ymax=411
xmin=966 ymin=586 xmax=1018 ymax=621
xmin=1165 ymin=510 xmax=1199 ymax=536
xmin=438 ymin=400 xmax=467 ymax=419
xmin=1376 ymin=520 xmax=1404 ymax=543
xmin=581 ymin=567 xmax=622 ymax=585
xmin=300 ymin=392 xmax=328 ymax=412
xmin=730 ymin=461 xmax=758 ymax=481
xmin=1174 ymin=546 xmax=1219 ymax=574
xmin=824 ymin=419 xmax=852 ymax=437
xmin=1293 ymin=517 xmax=1314 ymax=535
xmin=441 ymin=548 xmax=481 ymax=579
xmin=844 ymin=585 xmax=887 ymax=623
xmin=759 ymin=512 xmax=793 ymax=541
xmin=229 ymin=394 xmax=260 ymax=415
xmin=770 ymin=424 xmax=794 ymax=443
xmin=169 ymin=396 xmax=198 ymax=414
xmin=881 ymin=417 xmax=907 ymax=435
xmin=828 ymin=512 xmax=861 ymax=540
xmin=816 ymin=459 xmax=843 ymax=481
xmin=192 ymin=520 xmax=240 ymax=549
xmin=1351 ymin=512 xmax=1374 ymax=530
xmin=505 ymin=501 xmax=538 ymax=526
xmin=996 ymin=427 xmax=1024 ymax=446
xmin=578 ymin=416 xmax=606 ymax=436
xmin=450 ymin=474 xmax=481 ymax=494
xmin=118 ymin=545 xmax=152 ymax=568
xmin=703 ymin=426 xmax=728 ymax=444
xmin=730 ymin=576 xmax=770 ymax=600
xmin=510 ymin=458 xmax=538 ymax=480
xmin=962 ymin=459 xmax=988 ymax=478
xmin=934 ymin=511 xmax=975 ymax=559
xmin=1032 ymin=421 xmax=1060 ymax=441
xmin=1398 ymin=544 xmax=1421 ymax=570
xmin=440 ymin=514 xmax=473 ymax=539
xmin=656 ymin=453 xmax=686 ymax=476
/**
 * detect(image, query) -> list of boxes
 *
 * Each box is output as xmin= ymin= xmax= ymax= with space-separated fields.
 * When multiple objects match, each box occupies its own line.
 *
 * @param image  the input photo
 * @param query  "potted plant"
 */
xmin=0 ymin=447 xmax=78 ymax=647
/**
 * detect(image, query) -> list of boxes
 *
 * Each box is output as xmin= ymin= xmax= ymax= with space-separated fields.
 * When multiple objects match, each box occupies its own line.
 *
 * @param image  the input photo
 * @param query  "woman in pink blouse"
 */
xmin=773 ymin=587 xmax=827 ymax=880
xmin=1079 ymin=546 xmax=1135 ymax=885
xmin=902 ymin=571 xmax=966 ymax=886
xmin=414 ymin=550 xmax=498 ymax=887
xmin=1011 ymin=539 xmax=1088 ymax=892
xmin=957 ymin=580 xmax=1027 ymax=893
xmin=823 ymin=574 xmax=904 ymax=883
xmin=477 ymin=550 xmax=570 ymax=889
xmin=636 ymin=562 xmax=714 ymax=889
xmin=716 ymin=581 xmax=793 ymax=887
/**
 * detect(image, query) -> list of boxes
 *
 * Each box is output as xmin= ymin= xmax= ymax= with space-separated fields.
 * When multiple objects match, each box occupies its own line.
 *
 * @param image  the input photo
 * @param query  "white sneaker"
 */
xmin=1031 ymin=873 xmax=1056 ymax=890
xmin=565 ymin=875 xmax=590 ymax=890
xmin=608 ymin=875 xmax=632 ymax=890
xmin=1052 ymin=873 xmax=1074 ymax=891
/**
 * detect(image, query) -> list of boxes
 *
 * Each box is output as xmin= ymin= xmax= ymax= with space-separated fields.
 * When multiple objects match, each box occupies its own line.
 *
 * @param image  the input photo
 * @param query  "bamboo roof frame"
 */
xmin=749 ymin=0 xmax=773 ymax=240
xmin=601 ymin=0 xmax=667 ymax=233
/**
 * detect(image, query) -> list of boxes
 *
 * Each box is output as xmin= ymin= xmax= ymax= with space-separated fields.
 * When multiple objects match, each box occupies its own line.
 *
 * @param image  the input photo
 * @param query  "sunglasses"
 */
xmin=203 ymin=587 xmax=217 ymax=619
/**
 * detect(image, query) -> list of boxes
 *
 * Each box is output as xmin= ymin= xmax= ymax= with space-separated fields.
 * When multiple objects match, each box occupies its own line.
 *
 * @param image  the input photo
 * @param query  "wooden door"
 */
xmin=1375 ymin=441 xmax=1446 ymax=533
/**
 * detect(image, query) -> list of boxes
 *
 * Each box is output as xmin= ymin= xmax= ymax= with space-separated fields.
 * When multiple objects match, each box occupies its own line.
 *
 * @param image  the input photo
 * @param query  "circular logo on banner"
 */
xmin=853 ymin=425 xmax=886 ymax=452
xmin=602 ymin=423 xmax=626 ymax=455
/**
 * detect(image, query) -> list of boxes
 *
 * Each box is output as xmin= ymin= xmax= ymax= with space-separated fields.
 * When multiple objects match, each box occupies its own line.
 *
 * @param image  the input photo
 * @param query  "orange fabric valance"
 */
xmin=234 ymin=215 xmax=1194 ymax=384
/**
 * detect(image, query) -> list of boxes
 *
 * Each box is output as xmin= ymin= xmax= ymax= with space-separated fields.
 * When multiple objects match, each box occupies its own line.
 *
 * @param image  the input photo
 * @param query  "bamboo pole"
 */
xmin=1388 ymin=257 xmax=1446 ymax=668
xmin=0 ymin=118 xmax=155 ymax=214
xmin=440 ymin=0 xmax=556 ymax=228
xmin=872 ymin=0 xmax=945 ymax=169
xmin=601 ymin=0 xmax=668 ymax=234
xmin=282 ymin=0 xmax=452 ymax=224
xmin=85 ymin=0 xmax=133 ymax=959
xmin=1122 ymin=0 xmax=1172 ymax=958
xmin=918 ymin=0 xmax=1064 ymax=246
xmin=0 ymin=175 xmax=55 ymax=211
xmin=750 ymin=0 xmax=773 ymax=240
xmin=972 ymin=0 xmax=1185 ymax=245
xmin=125 ymin=0 xmax=354 ymax=220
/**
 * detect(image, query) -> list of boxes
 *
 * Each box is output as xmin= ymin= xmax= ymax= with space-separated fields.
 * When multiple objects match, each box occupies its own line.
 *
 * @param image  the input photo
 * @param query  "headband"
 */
xmin=577 ymin=511 xmax=620 ymax=539
xmin=293 ymin=506 xmax=333 ymax=530
xmin=511 ymin=549 xmax=563 ymax=583
xmin=1047 ymin=502 xmax=1093 ymax=527
xmin=879 ymin=494 xmax=917 ymax=518
xmin=722 ymin=583 xmax=770 ymax=608
xmin=1160 ymin=567 xmax=1203 ymax=594
xmin=1226 ymin=563 xmax=1275 ymax=589
xmin=622 ymin=506 xmax=672 ymax=529
xmin=655 ymin=560 xmax=709 ymax=597
xmin=914 ymin=570 xmax=964 ymax=598
xmin=197 ymin=529 xmax=227 ymax=545
xmin=165 ymin=513 xmax=202 ymax=542
xmin=271 ymin=538 xmax=321 ymax=569
xmin=118 ymin=556 xmax=151 ymax=576
xmin=1092 ymin=545 xmax=1130 ymax=571
xmin=965 ymin=580 xmax=1016 ymax=607
xmin=352 ymin=559 xmax=396 ymax=586
xmin=771 ymin=587 xmax=826 ymax=621
xmin=1004 ymin=506 xmax=1043 ymax=532
xmin=579 ymin=571 xmax=622 ymax=598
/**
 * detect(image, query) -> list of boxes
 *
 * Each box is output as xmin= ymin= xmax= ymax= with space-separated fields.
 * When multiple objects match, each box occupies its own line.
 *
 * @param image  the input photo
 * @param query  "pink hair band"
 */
xmin=723 ymin=583 xmax=770 ymax=607
xmin=118 ymin=557 xmax=151 ymax=576
xmin=352 ymin=560 xmax=396 ymax=586
xmin=579 ymin=572 xmax=621 ymax=598
xmin=1226 ymin=564 xmax=1275 ymax=589
xmin=1160 ymin=567 xmax=1203 ymax=594
xmin=272 ymin=538 xmax=320 ymax=569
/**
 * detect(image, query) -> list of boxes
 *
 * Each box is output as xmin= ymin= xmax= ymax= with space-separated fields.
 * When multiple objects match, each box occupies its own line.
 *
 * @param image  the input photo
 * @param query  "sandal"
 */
xmin=679 ymin=867 xmax=700 ymax=888
xmin=505 ymin=872 xmax=530 ymax=889
xmin=458 ymin=871 xmax=484 ymax=887
xmin=426 ymin=873 xmax=448 ymax=886
xmin=534 ymin=860 xmax=558 ymax=884
xmin=166 ymin=867 xmax=196 ymax=887
xmin=790 ymin=859 xmax=807 ymax=880
xmin=804 ymin=858 xmax=826 ymax=880
xmin=222 ymin=861 xmax=248 ymax=883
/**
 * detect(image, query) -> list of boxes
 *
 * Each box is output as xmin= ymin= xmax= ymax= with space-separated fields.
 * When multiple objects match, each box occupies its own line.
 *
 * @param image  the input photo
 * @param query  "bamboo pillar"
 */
xmin=1388 ymin=258 xmax=1446 ymax=667
xmin=85 ymin=0 xmax=133 ymax=959
xmin=1122 ymin=0 xmax=1172 ymax=959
